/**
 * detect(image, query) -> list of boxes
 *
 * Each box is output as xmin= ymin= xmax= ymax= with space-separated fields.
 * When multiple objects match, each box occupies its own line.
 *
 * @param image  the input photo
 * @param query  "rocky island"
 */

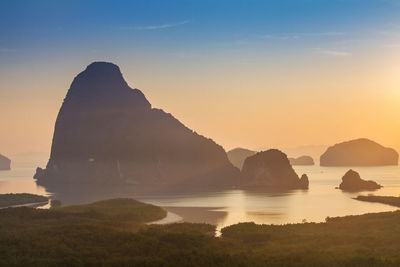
xmin=240 ymin=149 xmax=309 ymax=189
xmin=0 ymin=154 xmax=11 ymax=170
xmin=227 ymin=148 xmax=256 ymax=169
xmin=320 ymin=138 xmax=398 ymax=166
xmin=338 ymin=169 xmax=382 ymax=192
xmin=289 ymin=155 xmax=314 ymax=166
xmin=34 ymin=62 xmax=239 ymax=190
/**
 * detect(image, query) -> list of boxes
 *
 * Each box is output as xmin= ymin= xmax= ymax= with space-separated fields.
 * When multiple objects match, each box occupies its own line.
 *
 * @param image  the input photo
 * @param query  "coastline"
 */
xmin=147 ymin=210 xmax=182 ymax=225
xmin=0 ymin=200 xmax=49 ymax=209
xmin=148 ymin=206 xmax=228 ymax=226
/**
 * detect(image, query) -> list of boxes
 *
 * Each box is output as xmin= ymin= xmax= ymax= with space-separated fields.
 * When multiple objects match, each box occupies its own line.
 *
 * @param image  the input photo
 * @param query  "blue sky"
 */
xmin=1 ymin=0 xmax=400 ymax=62
xmin=1 ymin=0 xmax=400 ymax=154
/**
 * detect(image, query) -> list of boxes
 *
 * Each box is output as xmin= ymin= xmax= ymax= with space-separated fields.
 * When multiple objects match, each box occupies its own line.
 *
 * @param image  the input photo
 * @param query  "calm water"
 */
xmin=1 ymin=156 xmax=399 ymax=231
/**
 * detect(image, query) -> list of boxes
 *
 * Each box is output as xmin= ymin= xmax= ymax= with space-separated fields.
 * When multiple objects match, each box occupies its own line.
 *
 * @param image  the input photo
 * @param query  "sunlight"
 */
xmin=2 ymin=0 xmax=400 ymax=265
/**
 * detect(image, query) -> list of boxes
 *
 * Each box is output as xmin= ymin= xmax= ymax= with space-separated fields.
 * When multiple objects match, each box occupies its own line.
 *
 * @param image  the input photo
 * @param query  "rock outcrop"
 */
xmin=0 ymin=154 xmax=11 ymax=170
xmin=227 ymin=148 xmax=256 ymax=169
xmin=338 ymin=169 xmax=382 ymax=192
xmin=320 ymin=138 xmax=398 ymax=166
xmin=289 ymin=156 xmax=314 ymax=166
xmin=34 ymin=62 xmax=239 ymax=190
xmin=300 ymin=174 xmax=309 ymax=188
xmin=240 ymin=149 xmax=309 ymax=189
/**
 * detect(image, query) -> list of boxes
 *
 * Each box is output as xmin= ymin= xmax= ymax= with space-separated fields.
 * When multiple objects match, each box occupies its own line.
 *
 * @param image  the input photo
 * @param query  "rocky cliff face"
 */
xmin=289 ymin=156 xmax=314 ymax=166
xmin=338 ymin=169 xmax=382 ymax=192
xmin=240 ymin=149 xmax=309 ymax=190
xmin=227 ymin=148 xmax=256 ymax=169
xmin=0 ymin=154 xmax=11 ymax=170
xmin=35 ymin=62 xmax=239 ymax=189
xmin=320 ymin=138 xmax=398 ymax=166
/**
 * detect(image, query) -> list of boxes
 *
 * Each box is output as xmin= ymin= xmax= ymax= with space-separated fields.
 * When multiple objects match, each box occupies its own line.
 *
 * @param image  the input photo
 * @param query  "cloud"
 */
xmin=126 ymin=20 xmax=190 ymax=30
xmin=259 ymin=32 xmax=346 ymax=40
xmin=379 ymin=23 xmax=400 ymax=36
xmin=313 ymin=48 xmax=351 ymax=57
xmin=379 ymin=30 xmax=400 ymax=36
xmin=382 ymin=44 xmax=400 ymax=48
xmin=259 ymin=34 xmax=300 ymax=40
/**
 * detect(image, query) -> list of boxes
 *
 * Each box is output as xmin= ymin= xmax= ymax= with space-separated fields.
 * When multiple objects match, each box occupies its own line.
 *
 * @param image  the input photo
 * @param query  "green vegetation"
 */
xmin=1 ymin=197 xmax=400 ymax=266
xmin=0 ymin=193 xmax=48 ymax=208
xmin=355 ymin=195 xmax=400 ymax=207
xmin=58 ymin=198 xmax=166 ymax=222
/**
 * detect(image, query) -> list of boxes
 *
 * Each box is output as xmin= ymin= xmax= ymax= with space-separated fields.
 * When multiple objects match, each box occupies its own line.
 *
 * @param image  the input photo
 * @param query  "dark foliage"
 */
xmin=1 ymin=198 xmax=400 ymax=266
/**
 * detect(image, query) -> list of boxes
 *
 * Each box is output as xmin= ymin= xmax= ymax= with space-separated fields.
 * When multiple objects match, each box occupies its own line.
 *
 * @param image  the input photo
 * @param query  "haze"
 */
xmin=1 ymin=0 xmax=400 ymax=155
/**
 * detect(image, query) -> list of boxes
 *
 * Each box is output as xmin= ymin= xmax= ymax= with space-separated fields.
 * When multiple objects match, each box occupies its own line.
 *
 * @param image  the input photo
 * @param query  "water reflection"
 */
xmin=0 ymin=178 xmax=47 ymax=195
xmin=0 ymin=162 xmax=399 ymax=232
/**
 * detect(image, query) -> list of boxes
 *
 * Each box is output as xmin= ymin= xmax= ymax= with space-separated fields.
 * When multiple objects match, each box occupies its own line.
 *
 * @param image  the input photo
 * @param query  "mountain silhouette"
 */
xmin=289 ymin=155 xmax=314 ymax=166
xmin=320 ymin=138 xmax=398 ymax=166
xmin=35 ymin=62 xmax=239 ymax=190
xmin=240 ymin=149 xmax=309 ymax=190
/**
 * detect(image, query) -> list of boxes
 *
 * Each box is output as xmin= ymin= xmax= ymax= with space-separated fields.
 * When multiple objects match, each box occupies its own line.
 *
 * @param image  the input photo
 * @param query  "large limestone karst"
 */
xmin=227 ymin=148 xmax=256 ymax=169
xmin=0 ymin=154 xmax=11 ymax=170
xmin=34 ymin=62 xmax=239 ymax=189
xmin=240 ymin=149 xmax=309 ymax=190
xmin=338 ymin=169 xmax=382 ymax=192
xmin=320 ymin=138 xmax=398 ymax=166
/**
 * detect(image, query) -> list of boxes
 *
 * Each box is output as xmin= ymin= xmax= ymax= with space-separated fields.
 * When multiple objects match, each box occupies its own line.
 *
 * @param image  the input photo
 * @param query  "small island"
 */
xmin=240 ymin=149 xmax=309 ymax=190
xmin=338 ymin=169 xmax=382 ymax=192
xmin=0 ymin=193 xmax=48 ymax=208
xmin=320 ymin=138 xmax=398 ymax=166
xmin=289 ymin=155 xmax=314 ymax=166
xmin=0 ymin=154 xmax=11 ymax=170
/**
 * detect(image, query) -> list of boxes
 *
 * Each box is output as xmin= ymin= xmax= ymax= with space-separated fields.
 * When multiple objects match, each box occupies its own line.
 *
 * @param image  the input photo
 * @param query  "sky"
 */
xmin=0 ymin=0 xmax=400 ymax=156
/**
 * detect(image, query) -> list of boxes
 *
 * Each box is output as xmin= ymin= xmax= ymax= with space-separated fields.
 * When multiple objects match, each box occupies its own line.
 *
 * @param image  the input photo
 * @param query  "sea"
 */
xmin=1 ymin=154 xmax=399 ymax=232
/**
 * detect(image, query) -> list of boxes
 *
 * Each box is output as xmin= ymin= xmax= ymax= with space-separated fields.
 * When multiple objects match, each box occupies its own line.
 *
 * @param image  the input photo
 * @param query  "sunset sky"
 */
xmin=1 ymin=0 xmax=400 ymax=156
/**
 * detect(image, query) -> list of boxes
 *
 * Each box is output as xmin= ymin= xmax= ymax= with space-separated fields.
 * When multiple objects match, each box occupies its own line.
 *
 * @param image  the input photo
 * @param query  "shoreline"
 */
xmin=354 ymin=195 xmax=400 ymax=208
xmin=0 ymin=201 xmax=49 ymax=209
xmin=148 ymin=206 xmax=228 ymax=225
xmin=147 ymin=211 xmax=182 ymax=225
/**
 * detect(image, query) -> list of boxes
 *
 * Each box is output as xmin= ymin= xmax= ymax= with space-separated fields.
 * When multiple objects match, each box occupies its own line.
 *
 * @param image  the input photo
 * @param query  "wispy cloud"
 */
xmin=381 ymin=44 xmax=400 ymax=48
xmin=126 ymin=20 xmax=190 ymax=30
xmin=259 ymin=34 xmax=300 ymax=40
xmin=379 ymin=23 xmax=400 ymax=36
xmin=259 ymin=32 xmax=346 ymax=40
xmin=313 ymin=48 xmax=352 ymax=57
xmin=379 ymin=30 xmax=400 ymax=36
